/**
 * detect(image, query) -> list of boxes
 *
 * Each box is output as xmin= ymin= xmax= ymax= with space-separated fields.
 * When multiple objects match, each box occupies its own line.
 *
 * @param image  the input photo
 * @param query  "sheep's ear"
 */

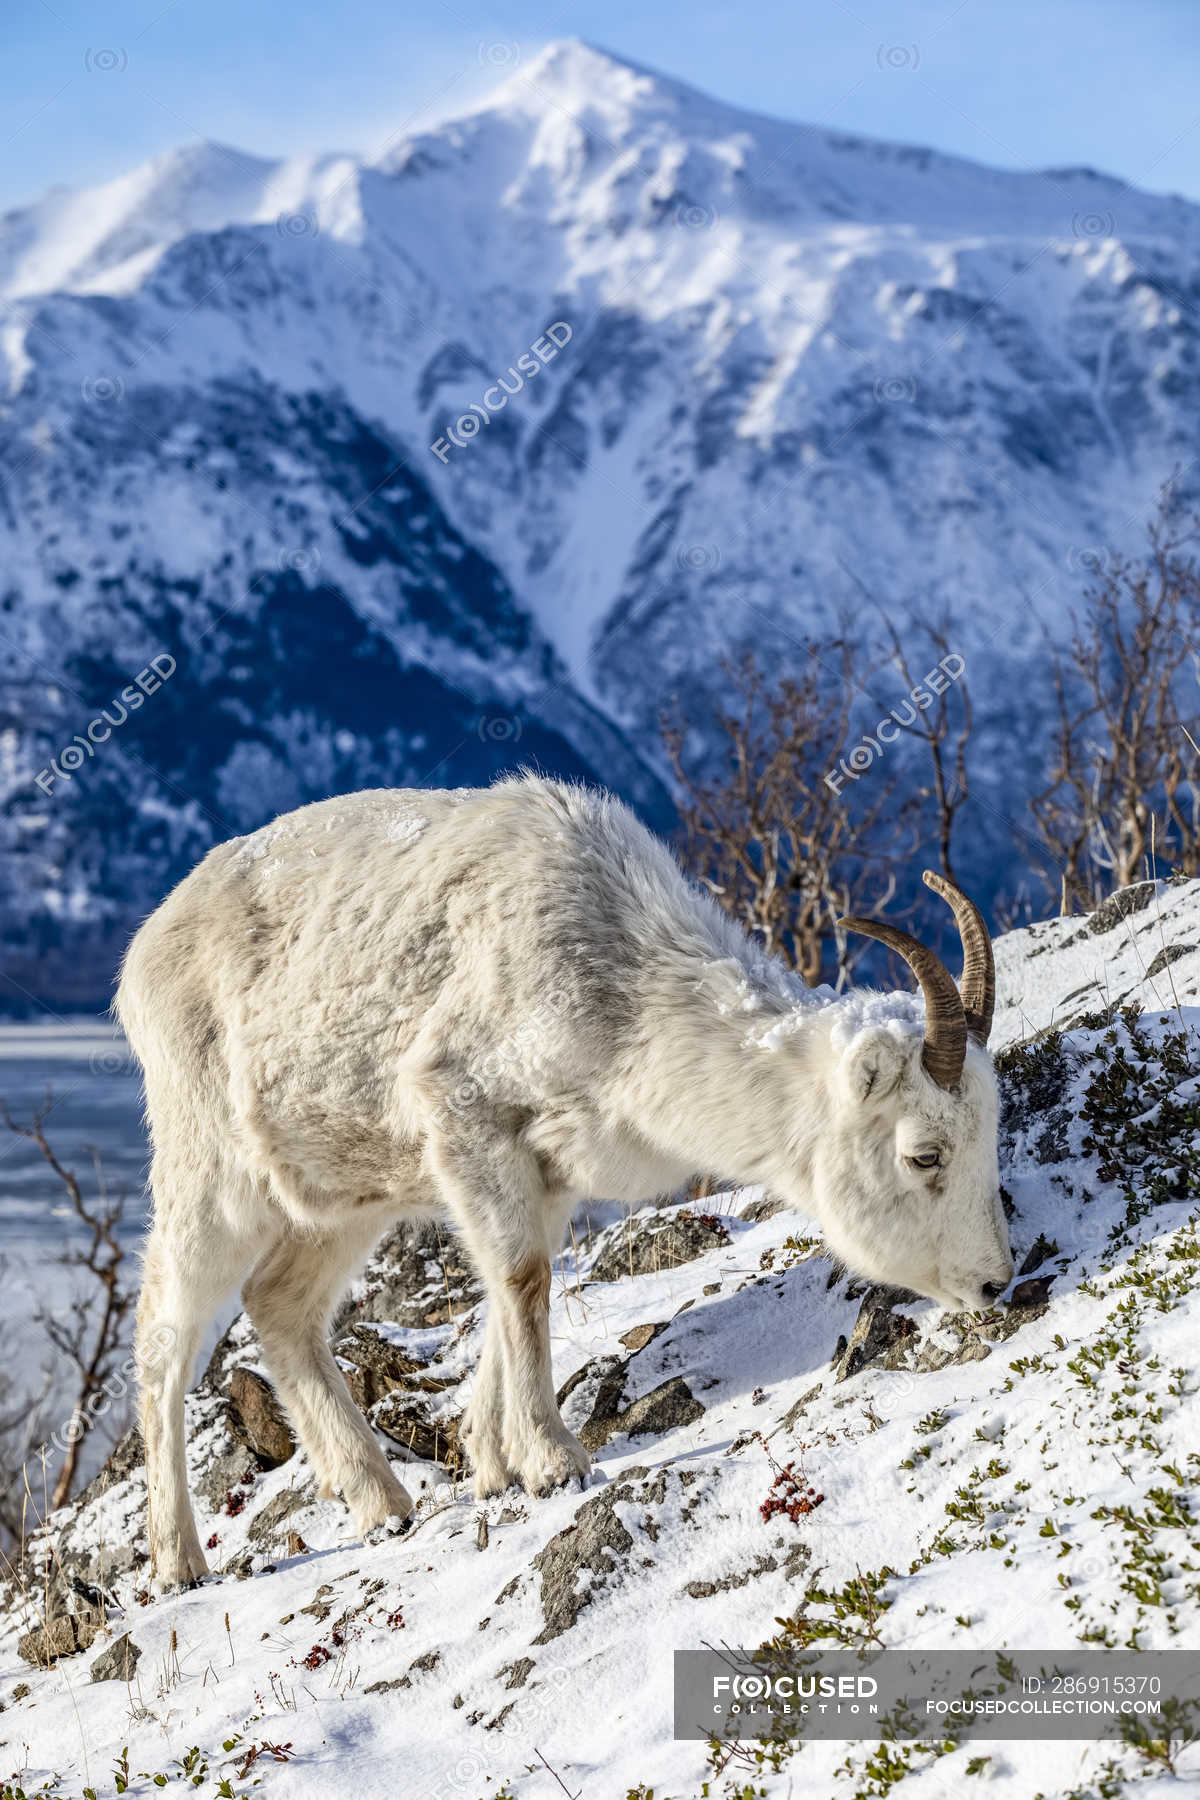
xmin=839 ymin=1029 xmax=909 ymax=1107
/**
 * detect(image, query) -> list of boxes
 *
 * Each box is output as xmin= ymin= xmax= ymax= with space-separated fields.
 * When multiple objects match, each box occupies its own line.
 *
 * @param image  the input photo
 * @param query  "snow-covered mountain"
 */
xmin=5 ymin=40 xmax=1200 ymax=1005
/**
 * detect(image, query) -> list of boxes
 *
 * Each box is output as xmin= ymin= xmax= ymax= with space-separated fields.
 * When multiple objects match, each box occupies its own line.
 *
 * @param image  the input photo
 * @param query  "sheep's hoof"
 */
xmin=468 ymin=1440 xmax=517 ymax=1500
xmin=514 ymin=1432 xmax=591 ymax=1497
xmin=364 ymin=1514 xmax=413 ymax=1545
xmin=151 ymin=1540 xmax=210 ymax=1593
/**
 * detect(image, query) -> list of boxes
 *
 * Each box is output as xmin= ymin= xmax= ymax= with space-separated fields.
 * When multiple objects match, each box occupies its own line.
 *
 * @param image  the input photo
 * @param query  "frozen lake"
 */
xmin=0 ymin=1021 xmax=149 ymax=1333
xmin=0 ymin=1021 xmax=257 ymax=1493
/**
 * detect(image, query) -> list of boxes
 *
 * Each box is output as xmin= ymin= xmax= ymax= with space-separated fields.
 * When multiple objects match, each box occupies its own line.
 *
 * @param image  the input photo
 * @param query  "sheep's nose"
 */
xmin=980 ymin=1279 xmax=1007 ymax=1301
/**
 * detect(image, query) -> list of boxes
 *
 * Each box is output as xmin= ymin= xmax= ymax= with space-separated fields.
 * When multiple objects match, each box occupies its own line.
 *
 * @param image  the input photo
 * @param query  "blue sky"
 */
xmin=3 ymin=0 xmax=1200 ymax=213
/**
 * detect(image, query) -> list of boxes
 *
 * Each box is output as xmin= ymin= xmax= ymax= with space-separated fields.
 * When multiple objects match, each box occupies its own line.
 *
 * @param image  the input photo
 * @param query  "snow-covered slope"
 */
xmin=5 ymin=39 xmax=1200 ymax=1003
xmin=3 ymin=882 xmax=1199 ymax=1798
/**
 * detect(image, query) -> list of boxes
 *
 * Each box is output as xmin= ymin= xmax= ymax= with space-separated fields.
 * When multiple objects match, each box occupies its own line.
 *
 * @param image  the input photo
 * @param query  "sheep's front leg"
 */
xmin=493 ymin=1247 xmax=590 ymax=1495
xmin=432 ymin=1129 xmax=589 ymax=1499
xmin=459 ymin=1302 xmax=513 ymax=1497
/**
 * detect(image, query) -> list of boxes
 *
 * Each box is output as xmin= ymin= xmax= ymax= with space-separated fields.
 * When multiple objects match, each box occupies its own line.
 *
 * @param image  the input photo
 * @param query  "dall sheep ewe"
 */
xmin=118 ymin=775 xmax=1012 ymax=1588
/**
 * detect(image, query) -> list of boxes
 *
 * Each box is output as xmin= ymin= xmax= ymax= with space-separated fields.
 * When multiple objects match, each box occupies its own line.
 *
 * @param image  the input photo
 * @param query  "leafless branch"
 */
xmin=1 ymin=1100 xmax=134 ymax=1511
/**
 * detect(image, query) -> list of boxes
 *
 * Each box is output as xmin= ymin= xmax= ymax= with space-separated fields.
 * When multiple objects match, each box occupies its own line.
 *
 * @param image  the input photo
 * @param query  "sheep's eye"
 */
xmin=907 ymin=1150 xmax=942 ymax=1170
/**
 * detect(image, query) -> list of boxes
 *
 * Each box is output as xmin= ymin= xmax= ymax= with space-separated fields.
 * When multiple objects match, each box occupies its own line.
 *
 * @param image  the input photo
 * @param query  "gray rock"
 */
xmin=18 ymin=1614 xmax=96 ymax=1667
xmin=1088 ymin=883 xmax=1157 ymax=936
xmin=740 ymin=1195 xmax=786 ymax=1223
xmin=246 ymin=1483 xmax=315 ymax=1549
xmin=335 ymin=1323 xmax=460 ymax=1408
xmin=562 ymin=1355 xmax=704 ymax=1451
xmin=977 ymin=1279 xmax=1053 ymax=1341
xmin=73 ymin=1426 xmax=144 ymax=1509
xmin=556 ymin=1354 xmax=627 ymax=1438
xmin=531 ymin=1483 xmax=637 ymax=1643
xmin=354 ymin=1220 xmax=480 ymax=1328
xmin=834 ymin=1287 xmax=919 ymax=1382
xmin=683 ymin=1551 xmax=781 ymax=1597
xmin=1018 ymin=1235 xmax=1059 ymax=1276
xmin=199 ymin=1315 xmax=260 ymax=1395
xmin=1147 ymin=942 xmax=1196 ymax=978
xmin=90 ymin=1633 xmax=141 ymax=1682
xmin=609 ymin=1376 xmax=705 ymax=1443
xmin=195 ymin=1441 xmax=262 ymax=1508
xmin=590 ymin=1209 xmax=730 ymax=1282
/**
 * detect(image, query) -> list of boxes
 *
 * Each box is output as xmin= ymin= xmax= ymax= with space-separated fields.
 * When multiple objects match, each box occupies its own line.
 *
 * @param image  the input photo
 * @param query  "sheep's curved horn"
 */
xmin=922 ymin=870 xmax=995 ymax=1046
xmin=837 ymin=915 xmax=968 ymax=1091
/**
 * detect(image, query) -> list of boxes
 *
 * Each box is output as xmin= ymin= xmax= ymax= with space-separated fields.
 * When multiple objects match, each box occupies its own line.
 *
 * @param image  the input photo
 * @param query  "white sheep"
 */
xmin=118 ymin=774 xmax=1012 ymax=1588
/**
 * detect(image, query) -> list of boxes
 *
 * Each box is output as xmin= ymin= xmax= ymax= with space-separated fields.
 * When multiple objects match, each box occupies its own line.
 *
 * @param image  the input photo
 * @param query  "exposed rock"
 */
xmin=228 ymin=1368 xmax=296 ymax=1468
xmin=372 ymin=1395 xmax=465 ymax=1469
xmin=1018 ymin=1235 xmax=1059 ymax=1275
xmin=740 ymin=1194 xmax=786 ymax=1223
xmin=200 ymin=1315 xmax=260 ymax=1395
xmin=777 ymin=1384 xmax=822 ymax=1434
xmin=1147 ymin=942 xmax=1196 ymax=978
xmin=911 ymin=1337 xmax=991 ymax=1373
xmin=584 ymin=1376 xmax=706 ymax=1452
xmin=364 ymin=1646 xmax=441 ymax=1695
xmin=618 ymin=1321 xmax=668 ymax=1353
xmin=683 ymin=1551 xmax=782 ymax=1597
xmin=246 ymin=1483 xmax=315 ymax=1549
xmin=196 ymin=1441 xmax=263 ymax=1508
xmin=1010 ymin=1275 xmax=1055 ymax=1309
xmin=18 ymin=1611 xmax=97 ymax=1667
xmin=834 ymin=1287 xmax=919 ymax=1381
xmin=354 ymin=1220 xmax=480 ymax=1328
xmin=965 ymin=1278 xmax=1054 ymax=1343
xmin=336 ymin=1323 xmax=461 ymax=1409
xmin=557 ymin=1355 xmax=627 ymax=1432
xmin=74 ymin=1426 xmax=144 ymax=1509
xmin=833 ymin=1273 xmax=1053 ymax=1382
xmin=590 ymin=1209 xmax=731 ymax=1282
xmin=531 ymin=1481 xmax=638 ymax=1642
xmin=1088 ymin=883 xmax=1157 ymax=936
xmin=90 ymin=1633 xmax=141 ymax=1682
xmin=300 ymin=1583 xmax=336 ymax=1623
xmin=502 ymin=1656 xmax=535 ymax=1689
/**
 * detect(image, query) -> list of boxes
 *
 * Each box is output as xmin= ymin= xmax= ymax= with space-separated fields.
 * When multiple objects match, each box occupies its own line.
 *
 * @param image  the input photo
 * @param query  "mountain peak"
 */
xmin=475 ymin=37 xmax=734 ymax=138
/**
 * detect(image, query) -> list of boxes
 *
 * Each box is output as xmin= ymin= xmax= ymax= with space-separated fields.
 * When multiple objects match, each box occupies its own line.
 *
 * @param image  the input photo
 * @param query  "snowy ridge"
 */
xmin=5 ymin=38 xmax=1200 ymax=1002
xmin=2 ymin=881 xmax=1199 ymax=1798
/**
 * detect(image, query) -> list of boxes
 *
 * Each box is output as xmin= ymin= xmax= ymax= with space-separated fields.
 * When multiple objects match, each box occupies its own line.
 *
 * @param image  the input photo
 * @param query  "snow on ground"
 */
xmin=2 ymin=882 xmax=1199 ymax=1800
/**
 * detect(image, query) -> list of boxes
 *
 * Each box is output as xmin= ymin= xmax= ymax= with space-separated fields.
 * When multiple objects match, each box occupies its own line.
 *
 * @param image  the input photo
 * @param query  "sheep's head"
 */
xmin=813 ymin=873 xmax=1013 ymax=1313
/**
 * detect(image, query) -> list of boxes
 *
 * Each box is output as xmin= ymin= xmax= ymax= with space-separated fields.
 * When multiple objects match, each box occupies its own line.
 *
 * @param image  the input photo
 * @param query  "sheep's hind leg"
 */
xmin=241 ymin=1226 xmax=413 ymax=1538
xmin=138 ymin=1213 xmax=250 ymax=1590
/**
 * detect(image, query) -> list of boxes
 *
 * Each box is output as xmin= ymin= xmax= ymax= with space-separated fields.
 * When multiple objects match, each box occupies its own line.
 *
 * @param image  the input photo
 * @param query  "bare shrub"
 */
xmin=0 ymin=1101 xmax=134 ymax=1525
xmin=661 ymin=646 xmax=913 ymax=986
xmin=1032 ymin=495 xmax=1200 ymax=910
